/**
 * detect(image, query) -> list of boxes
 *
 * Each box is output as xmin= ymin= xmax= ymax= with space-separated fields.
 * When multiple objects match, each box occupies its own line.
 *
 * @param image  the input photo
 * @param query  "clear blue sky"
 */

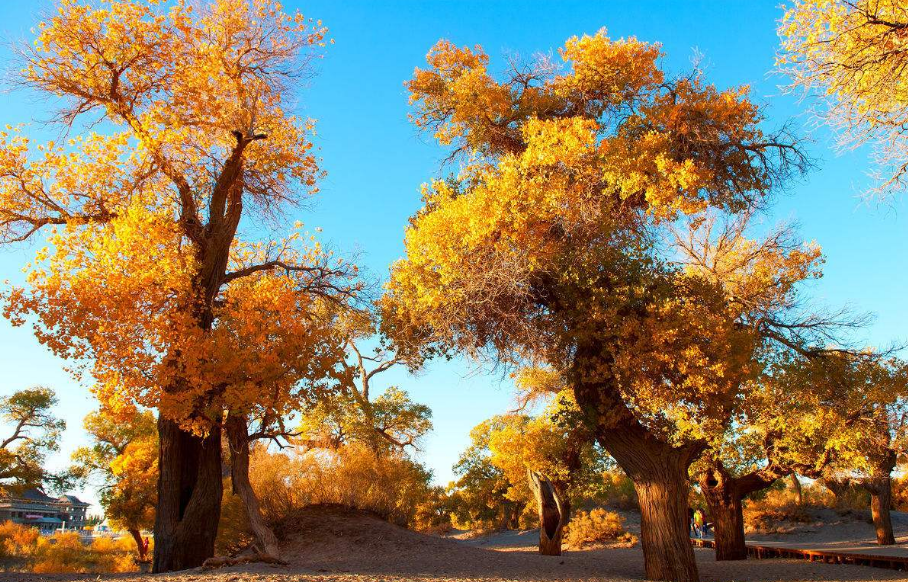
xmin=0 ymin=0 xmax=906 ymax=512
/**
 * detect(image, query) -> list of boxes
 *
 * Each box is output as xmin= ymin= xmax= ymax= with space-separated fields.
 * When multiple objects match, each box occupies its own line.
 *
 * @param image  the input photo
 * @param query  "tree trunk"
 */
xmin=225 ymin=414 xmax=282 ymax=559
xmin=862 ymin=452 xmax=897 ymax=546
xmin=699 ymin=461 xmax=784 ymax=562
xmin=699 ymin=466 xmax=746 ymax=561
xmin=573 ymin=371 xmax=701 ymax=581
xmin=153 ymin=416 xmax=223 ymax=573
xmin=790 ymin=474 xmax=803 ymax=506
xmin=634 ymin=467 xmax=699 ymax=581
xmin=129 ymin=528 xmax=147 ymax=562
xmin=870 ymin=483 xmax=895 ymax=545
xmin=527 ymin=470 xmax=569 ymax=556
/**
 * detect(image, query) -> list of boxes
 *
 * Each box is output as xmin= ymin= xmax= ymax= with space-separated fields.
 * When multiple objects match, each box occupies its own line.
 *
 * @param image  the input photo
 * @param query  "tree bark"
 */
xmin=572 ymin=363 xmax=701 ymax=582
xmin=698 ymin=461 xmax=788 ymax=562
xmin=225 ymin=414 xmax=282 ymax=559
xmin=869 ymin=482 xmax=895 ymax=545
xmin=862 ymin=452 xmax=897 ymax=546
xmin=128 ymin=528 xmax=147 ymax=562
xmin=527 ymin=470 xmax=569 ymax=555
xmin=153 ymin=416 xmax=223 ymax=573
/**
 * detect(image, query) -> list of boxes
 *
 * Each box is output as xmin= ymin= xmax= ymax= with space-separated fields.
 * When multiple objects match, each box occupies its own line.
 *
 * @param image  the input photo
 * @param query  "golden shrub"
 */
xmin=249 ymin=443 xmax=435 ymax=530
xmin=0 ymin=522 xmax=39 ymax=561
xmin=29 ymin=532 xmax=138 ymax=574
xmin=563 ymin=508 xmax=637 ymax=548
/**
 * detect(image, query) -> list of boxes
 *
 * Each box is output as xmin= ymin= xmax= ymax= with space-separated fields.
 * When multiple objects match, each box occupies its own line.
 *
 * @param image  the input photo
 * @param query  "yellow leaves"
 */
xmin=556 ymin=29 xmax=664 ymax=103
xmin=779 ymin=0 xmax=908 ymax=195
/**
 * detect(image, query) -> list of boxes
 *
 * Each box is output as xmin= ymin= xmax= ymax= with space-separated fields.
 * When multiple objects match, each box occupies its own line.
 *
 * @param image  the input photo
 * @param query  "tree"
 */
xmin=297 ymin=311 xmax=432 ymax=454
xmin=383 ymin=31 xmax=808 ymax=581
xmin=448 ymin=419 xmax=524 ymax=532
xmin=71 ymin=407 xmax=157 ymax=562
xmin=0 ymin=387 xmax=65 ymax=493
xmin=673 ymin=214 xmax=858 ymax=561
xmin=819 ymin=354 xmax=908 ymax=545
xmin=487 ymin=374 xmax=604 ymax=555
xmin=779 ymin=0 xmax=908 ymax=196
xmin=0 ymin=0 xmax=354 ymax=571
xmin=695 ymin=354 xmax=845 ymax=560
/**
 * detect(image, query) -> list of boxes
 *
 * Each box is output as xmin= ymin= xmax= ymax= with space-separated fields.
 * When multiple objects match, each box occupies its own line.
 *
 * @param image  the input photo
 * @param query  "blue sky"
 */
xmin=0 ymin=0 xmax=906 ymax=511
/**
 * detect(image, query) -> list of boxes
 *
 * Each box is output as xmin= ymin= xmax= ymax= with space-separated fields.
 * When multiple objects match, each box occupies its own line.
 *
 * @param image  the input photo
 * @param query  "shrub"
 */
xmin=31 ymin=532 xmax=137 ymax=574
xmin=742 ymin=483 xmax=832 ymax=534
xmin=215 ymin=483 xmax=254 ymax=555
xmin=0 ymin=522 xmax=39 ymax=563
xmin=249 ymin=443 xmax=435 ymax=532
xmin=563 ymin=508 xmax=637 ymax=549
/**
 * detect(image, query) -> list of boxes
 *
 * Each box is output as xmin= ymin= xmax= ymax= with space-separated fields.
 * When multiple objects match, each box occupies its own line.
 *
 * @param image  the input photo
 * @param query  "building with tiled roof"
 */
xmin=0 ymin=489 xmax=90 ymax=533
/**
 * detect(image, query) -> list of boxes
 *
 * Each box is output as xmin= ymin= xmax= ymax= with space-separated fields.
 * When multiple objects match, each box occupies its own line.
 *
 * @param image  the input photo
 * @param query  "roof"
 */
xmin=58 ymin=494 xmax=88 ymax=506
xmin=0 ymin=489 xmax=89 ymax=507
xmin=19 ymin=489 xmax=56 ymax=503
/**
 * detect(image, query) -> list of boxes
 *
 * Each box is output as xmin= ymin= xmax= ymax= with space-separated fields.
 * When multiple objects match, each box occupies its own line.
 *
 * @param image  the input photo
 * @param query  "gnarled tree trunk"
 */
xmin=698 ymin=461 xmax=781 ymax=561
xmin=225 ymin=414 xmax=282 ymax=559
xmin=527 ymin=470 xmax=570 ymax=555
xmin=153 ymin=416 xmax=223 ymax=573
xmin=573 ymin=364 xmax=702 ymax=582
xmin=699 ymin=466 xmax=746 ymax=561
xmin=790 ymin=474 xmax=803 ymax=506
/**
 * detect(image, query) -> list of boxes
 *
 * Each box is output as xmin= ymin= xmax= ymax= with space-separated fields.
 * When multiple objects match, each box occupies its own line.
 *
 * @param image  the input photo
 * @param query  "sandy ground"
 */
xmin=3 ymin=506 xmax=908 ymax=582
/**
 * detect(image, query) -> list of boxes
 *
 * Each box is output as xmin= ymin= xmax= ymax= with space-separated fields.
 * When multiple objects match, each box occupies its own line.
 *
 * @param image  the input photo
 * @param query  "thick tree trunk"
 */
xmin=570 ymin=342 xmax=704 ymax=581
xmin=634 ymin=467 xmax=699 ymax=581
xmin=870 ymin=484 xmax=895 ymax=545
xmin=225 ymin=414 xmax=282 ymax=559
xmin=527 ymin=470 xmax=569 ymax=555
xmin=699 ymin=461 xmax=783 ymax=562
xmin=153 ymin=417 xmax=223 ymax=573
xmin=699 ymin=467 xmax=747 ymax=561
xmin=129 ymin=528 xmax=147 ymax=562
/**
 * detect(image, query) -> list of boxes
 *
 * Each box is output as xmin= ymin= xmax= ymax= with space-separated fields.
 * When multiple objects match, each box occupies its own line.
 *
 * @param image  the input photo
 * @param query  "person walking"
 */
xmin=693 ymin=508 xmax=705 ymax=539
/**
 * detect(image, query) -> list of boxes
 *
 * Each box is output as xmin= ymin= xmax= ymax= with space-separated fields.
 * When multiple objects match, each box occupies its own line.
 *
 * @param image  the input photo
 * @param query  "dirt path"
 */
xmin=4 ymin=507 xmax=908 ymax=582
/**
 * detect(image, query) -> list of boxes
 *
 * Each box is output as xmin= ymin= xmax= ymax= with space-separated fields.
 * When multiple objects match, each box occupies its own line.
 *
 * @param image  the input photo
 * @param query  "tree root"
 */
xmin=202 ymin=553 xmax=289 ymax=569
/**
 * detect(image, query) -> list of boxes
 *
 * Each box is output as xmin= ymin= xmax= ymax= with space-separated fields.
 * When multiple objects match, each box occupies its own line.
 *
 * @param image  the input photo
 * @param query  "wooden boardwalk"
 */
xmin=691 ymin=538 xmax=908 ymax=570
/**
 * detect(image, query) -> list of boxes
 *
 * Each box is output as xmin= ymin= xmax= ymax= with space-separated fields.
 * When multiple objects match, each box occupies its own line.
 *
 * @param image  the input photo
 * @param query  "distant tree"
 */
xmin=297 ymin=310 xmax=432 ymax=454
xmin=72 ymin=407 xmax=157 ymax=561
xmin=695 ymin=353 xmax=845 ymax=560
xmin=819 ymin=354 xmax=908 ymax=545
xmin=448 ymin=419 xmax=524 ymax=532
xmin=487 ymin=370 xmax=604 ymax=555
xmin=779 ymin=0 xmax=908 ymax=196
xmin=0 ymin=387 xmax=65 ymax=493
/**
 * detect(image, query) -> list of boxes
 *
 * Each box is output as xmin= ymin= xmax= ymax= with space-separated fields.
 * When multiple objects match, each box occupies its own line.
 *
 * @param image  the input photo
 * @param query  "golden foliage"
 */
xmin=779 ymin=0 xmax=908 ymax=195
xmin=0 ymin=527 xmax=141 ymax=574
xmin=384 ymin=30 xmax=814 ymax=452
xmin=0 ymin=0 xmax=356 ymax=434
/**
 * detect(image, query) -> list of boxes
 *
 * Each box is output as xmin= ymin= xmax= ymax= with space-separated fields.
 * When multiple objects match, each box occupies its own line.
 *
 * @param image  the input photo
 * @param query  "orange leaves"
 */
xmin=1 ymin=0 xmax=353 ymax=433
xmin=555 ymin=30 xmax=664 ymax=105
xmin=387 ymin=30 xmax=814 ymax=454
